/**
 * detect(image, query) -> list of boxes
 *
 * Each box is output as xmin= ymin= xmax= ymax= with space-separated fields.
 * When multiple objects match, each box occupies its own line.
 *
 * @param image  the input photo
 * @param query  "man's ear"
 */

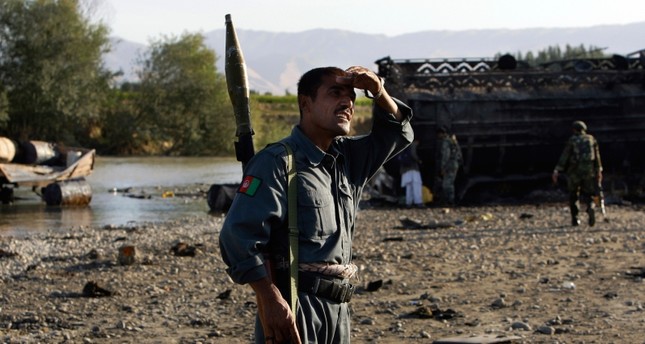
xmin=298 ymin=95 xmax=310 ymax=114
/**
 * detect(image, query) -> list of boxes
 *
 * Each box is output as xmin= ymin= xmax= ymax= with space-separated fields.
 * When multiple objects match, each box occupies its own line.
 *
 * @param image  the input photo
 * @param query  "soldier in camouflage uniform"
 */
xmin=552 ymin=120 xmax=603 ymax=226
xmin=437 ymin=127 xmax=463 ymax=205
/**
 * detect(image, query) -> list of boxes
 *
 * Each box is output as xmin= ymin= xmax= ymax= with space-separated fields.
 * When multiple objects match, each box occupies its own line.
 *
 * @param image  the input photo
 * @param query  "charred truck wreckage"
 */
xmin=375 ymin=51 xmax=645 ymax=204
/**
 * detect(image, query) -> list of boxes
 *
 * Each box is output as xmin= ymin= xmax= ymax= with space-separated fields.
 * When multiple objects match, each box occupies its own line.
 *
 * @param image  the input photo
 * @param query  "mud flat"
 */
xmin=1 ymin=203 xmax=644 ymax=343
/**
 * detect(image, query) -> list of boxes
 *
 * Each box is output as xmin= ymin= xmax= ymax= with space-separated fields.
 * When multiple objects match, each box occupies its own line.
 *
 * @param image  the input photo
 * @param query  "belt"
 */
xmin=298 ymin=273 xmax=355 ymax=303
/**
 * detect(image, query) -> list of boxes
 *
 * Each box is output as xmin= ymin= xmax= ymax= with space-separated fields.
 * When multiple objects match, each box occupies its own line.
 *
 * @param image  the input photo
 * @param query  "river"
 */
xmin=0 ymin=156 xmax=242 ymax=237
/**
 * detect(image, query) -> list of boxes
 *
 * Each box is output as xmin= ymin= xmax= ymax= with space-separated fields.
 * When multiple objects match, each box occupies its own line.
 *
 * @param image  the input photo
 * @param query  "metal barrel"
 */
xmin=14 ymin=140 xmax=58 ymax=165
xmin=0 ymin=137 xmax=16 ymax=163
xmin=42 ymin=178 xmax=92 ymax=206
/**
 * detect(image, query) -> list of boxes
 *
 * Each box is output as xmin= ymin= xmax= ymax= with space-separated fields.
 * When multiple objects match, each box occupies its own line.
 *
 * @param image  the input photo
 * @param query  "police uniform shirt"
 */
xmin=220 ymin=98 xmax=413 ymax=285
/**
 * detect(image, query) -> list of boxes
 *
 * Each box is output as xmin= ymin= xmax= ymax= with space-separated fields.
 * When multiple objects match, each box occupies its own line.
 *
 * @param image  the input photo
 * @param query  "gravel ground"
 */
xmin=1 ymin=200 xmax=644 ymax=344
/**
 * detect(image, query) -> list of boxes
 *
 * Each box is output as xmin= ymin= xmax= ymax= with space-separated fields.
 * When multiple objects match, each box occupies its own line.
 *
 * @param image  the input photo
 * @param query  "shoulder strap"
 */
xmin=279 ymin=142 xmax=298 ymax=313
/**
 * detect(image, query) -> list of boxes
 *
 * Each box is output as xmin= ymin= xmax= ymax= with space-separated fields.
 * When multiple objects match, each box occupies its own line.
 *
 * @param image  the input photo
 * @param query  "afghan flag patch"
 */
xmin=239 ymin=175 xmax=262 ymax=196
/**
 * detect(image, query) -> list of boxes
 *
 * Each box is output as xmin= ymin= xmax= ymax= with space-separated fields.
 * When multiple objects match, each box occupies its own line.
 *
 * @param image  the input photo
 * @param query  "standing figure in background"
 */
xmin=437 ymin=126 xmax=463 ymax=206
xmin=552 ymin=120 xmax=603 ymax=226
xmin=399 ymin=139 xmax=423 ymax=208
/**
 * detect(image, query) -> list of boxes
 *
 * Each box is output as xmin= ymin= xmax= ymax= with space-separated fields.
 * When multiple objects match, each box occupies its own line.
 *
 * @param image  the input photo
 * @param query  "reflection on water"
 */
xmin=0 ymin=156 xmax=242 ymax=237
xmin=0 ymin=203 xmax=94 ymax=236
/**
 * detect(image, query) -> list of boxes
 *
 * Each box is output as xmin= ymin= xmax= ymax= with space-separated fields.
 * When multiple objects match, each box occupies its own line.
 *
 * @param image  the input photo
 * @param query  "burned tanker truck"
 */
xmin=375 ymin=51 xmax=645 ymax=204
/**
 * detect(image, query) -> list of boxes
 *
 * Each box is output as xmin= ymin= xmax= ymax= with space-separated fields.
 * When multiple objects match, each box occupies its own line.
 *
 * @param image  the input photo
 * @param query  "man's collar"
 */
xmin=291 ymin=126 xmax=343 ymax=166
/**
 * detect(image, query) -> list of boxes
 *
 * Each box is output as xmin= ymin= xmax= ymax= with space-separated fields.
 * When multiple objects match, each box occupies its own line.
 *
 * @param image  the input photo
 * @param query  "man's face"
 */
xmin=302 ymin=74 xmax=356 ymax=137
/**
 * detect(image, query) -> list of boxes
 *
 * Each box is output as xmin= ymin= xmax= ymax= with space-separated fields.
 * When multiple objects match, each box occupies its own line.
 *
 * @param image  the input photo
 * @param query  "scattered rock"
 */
xmin=0 ymin=248 xmax=18 ymax=258
xmin=626 ymin=267 xmax=645 ymax=278
xmin=603 ymin=291 xmax=618 ymax=299
xmin=401 ymin=304 xmax=463 ymax=320
xmin=491 ymin=297 xmax=507 ymax=309
xmin=366 ymin=279 xmax=383 ymax=292
xmin=216 ymin=289 xmax=232 ymax=300
xmin=82 ymin=281 xmax=114 ymax=297
xmin=117 ymin=245 xmax=137 ymax=265
xmin=170 ymin=242 xmax=197 ymax=257
xmin=511 ymin=321 xmax=532 ymax=331
xmin=536 ymin=325 xmax=556 ymax=335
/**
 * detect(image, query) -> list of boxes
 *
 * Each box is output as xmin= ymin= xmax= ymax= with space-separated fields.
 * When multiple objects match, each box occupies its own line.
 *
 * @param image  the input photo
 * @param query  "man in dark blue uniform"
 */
xmin=219 ymin=66 xmax=413 ymax=343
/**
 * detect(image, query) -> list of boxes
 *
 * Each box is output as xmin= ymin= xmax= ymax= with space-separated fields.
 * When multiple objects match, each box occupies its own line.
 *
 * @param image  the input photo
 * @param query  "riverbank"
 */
xmin=1 ymin=203 xmax=644 ymax=343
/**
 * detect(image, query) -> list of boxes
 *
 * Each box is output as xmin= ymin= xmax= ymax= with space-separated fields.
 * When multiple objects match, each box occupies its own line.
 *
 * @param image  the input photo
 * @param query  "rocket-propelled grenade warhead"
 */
xmin=225 ymin=14 xmax=254 ymax=164
xmin=225 ymin=14 xmax=252 ymax=138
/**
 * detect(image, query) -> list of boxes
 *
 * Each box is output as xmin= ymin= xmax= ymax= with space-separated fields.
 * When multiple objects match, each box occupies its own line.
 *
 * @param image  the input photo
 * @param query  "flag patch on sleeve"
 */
xmin=238 ymin=175 xmax=262 ymax=196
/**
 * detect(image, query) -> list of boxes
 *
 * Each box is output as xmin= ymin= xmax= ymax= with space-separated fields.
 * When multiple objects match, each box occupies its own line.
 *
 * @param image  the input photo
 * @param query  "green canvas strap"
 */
xmin=280 ymin=142 xmax=298 ymax=313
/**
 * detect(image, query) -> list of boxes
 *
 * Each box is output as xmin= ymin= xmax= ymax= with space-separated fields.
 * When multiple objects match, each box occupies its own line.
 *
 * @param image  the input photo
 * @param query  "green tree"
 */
xmin=135 ymin=33 xmax=234 ymax=156
xmin=0 ymin=0 xmax=112 ymax=143
xmin=93 ymin=85 xmax=142 ymax=155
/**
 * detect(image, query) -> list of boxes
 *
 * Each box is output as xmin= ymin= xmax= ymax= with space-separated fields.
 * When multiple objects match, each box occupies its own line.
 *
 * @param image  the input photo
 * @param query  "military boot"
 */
xmin=587 ymin=207 xmax=595 ymax=227
xmin=569 ymin=202 xmax=580 ymax=227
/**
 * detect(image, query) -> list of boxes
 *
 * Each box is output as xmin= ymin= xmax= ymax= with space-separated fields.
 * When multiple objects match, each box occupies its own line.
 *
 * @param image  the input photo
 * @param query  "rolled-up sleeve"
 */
xmin=219 ymin=148 xmax=287 ymax=284
xmin=372 ymin=97 xmax=414 ymax=154
xmin=341 ymin=98 xmax=414 ymax=182
xmin=374 ymin=97 xmax=413 ymax=127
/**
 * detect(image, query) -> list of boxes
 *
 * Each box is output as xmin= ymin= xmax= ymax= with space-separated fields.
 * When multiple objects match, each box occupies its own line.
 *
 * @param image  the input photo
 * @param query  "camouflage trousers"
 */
xmin=440 ymin=168 xmax=458 ymax=204
xmin=567 ymin=172 xmax=596 ymax=220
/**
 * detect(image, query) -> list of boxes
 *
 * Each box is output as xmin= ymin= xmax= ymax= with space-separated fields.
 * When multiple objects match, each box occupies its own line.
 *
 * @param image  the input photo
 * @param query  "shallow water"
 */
xmin=0 ymin=156 xmax=242 ymax=237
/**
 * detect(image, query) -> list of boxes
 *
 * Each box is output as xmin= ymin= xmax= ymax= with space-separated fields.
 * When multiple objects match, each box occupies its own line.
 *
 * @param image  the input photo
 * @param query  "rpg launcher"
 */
xmin=206 ymin=14 xmax=255 ymax=213
xmin=225 ymin=14 xmax=255 ymax=168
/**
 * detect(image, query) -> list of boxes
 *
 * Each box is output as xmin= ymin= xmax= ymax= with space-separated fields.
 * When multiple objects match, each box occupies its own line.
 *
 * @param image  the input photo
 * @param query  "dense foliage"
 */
xmin=0 ymin=0 xmax=112 ymax=143
xmin=132 ymin=33 xmax=232 ymax=156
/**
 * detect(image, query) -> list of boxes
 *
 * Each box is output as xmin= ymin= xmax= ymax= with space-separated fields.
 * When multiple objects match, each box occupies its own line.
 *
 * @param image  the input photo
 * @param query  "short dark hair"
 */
xmin=297 ymin=67 xmax=345 ymax=100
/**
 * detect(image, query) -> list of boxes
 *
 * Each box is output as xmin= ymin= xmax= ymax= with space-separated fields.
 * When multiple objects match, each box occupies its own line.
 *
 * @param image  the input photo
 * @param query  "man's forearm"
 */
xmin=250 ymin=277 xmax=301 ymax=344
xmin=250 ymin=277 xmax=281 ymax=300
xmin=375 ymin=88 xmax=402 ymax=121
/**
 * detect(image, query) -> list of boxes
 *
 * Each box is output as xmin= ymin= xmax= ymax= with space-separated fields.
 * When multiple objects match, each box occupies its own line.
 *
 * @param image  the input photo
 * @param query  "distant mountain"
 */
xmin=104 ymin=22 xmax=645 ymax=94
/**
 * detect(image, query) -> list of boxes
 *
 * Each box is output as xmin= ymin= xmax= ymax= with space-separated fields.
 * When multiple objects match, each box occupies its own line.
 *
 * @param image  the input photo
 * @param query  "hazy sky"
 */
xmin=102 ymin=0 xmax=645 ymax=44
